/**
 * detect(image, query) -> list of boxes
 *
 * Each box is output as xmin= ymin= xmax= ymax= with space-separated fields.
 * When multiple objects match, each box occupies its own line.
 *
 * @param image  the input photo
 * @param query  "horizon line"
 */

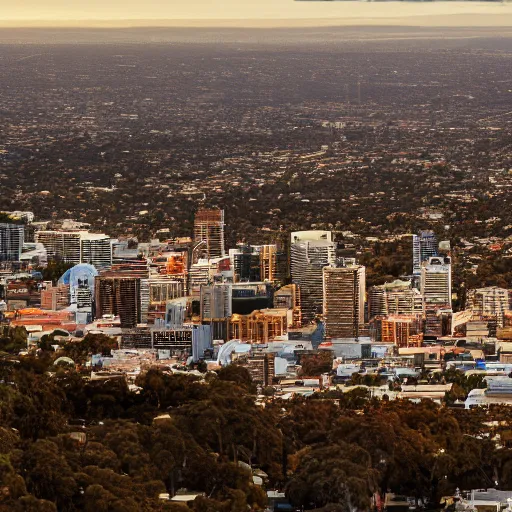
xmin=2 ymin=13 xmax=512 ymax=29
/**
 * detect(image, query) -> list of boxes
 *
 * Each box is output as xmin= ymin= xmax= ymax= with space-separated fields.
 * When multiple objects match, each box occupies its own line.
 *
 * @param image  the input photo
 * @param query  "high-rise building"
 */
xmin=36 ymin=231 xmax=81 ymax=264
xmin=412 ymin=231 xmax=438 ymax=275
xmin=147 ymin=278 xmax=185 ymax=324
xmin=200 ymin=284 xmax=232 ymax=322
xmin=165 ymin=297 xmax=189 ymax=329
xmin=260 ymin=245 xmax=277 ymax=282
xmin=230 ymin=244 xmax=261 ymax=282
xmin=421 ymin=256 xmax=452 ymax=336
xmin=199 ymin=283 xmax=232 ymax=340
xmin=95 ymin=275 xmax=142 ymax=328
xmin=274 ymin=283 xmax=302 ymax=328
xmin=0 ymin=223 xmax=24 ymax=262
xmin=368 ymin=280 xmax=423 ymax=319
xmin=420 ymin=231 xmax=438 ymax=262
xmin=80 ymin=234 xmax=112 ymax=269
xmin=467 ymin=287 xmax=510 ymax=327
xmin=229 ymin=244 xmax=282 ymax=283
xmin=291 ymin=231 xmax=335 ymax=324
xmin=412 ymin=235 xmax=421 ymax=276
xmin=371 ymin=314 xmax=423 ymax=346
xmin=273 ymin=234 xmax=290 ymax=286
xmin=380 ymin=316 xmax=422 ymax=347
xmin=193 ymin=208 xmax=225 ymax=260
xmin=35 ymin=230 xmax=112 ymax=269
xmin=322 ymin=262 xmax=365 ymax=340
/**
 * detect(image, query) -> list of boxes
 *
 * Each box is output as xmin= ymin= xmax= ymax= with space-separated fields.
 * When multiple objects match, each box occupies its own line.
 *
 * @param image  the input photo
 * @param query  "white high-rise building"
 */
xmin=291 ymin=231 xmax=336 ymax=324
xmin=35 ymin=230 xmax=112 ymax=269
xmin=421 ymin=256 xmax=452 ymax=336
xmin=467 ymin=287 xmax=510 ymax=327
xmin=412 ymin=235 xmax=421 ymax=276
xmin=368 ymin=279 xmax=423 ymax=319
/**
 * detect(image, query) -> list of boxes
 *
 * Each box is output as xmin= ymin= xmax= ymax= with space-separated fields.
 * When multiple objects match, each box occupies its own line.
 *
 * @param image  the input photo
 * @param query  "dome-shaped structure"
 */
xmin=58 ymin=263 xmax=98 ymax=305
xmin=54 ymin=356 xmax=75 ymax=366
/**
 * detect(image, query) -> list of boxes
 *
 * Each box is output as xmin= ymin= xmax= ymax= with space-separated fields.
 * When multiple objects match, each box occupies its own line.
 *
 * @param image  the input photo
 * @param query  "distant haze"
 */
xmin=2 ymin=0 xmax=512 ymax=26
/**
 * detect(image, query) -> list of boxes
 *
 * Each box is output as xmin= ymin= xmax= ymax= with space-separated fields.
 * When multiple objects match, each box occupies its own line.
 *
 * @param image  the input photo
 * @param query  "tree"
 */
xmin=216 ymin=365 xmax=254 ymax=390
xmin=286 ymin=443 xmax=377 ymax=511
xmin=0 ymin=327 xmax=28 ymax=354
xmin=20 ymin=439 xmax=78 ymax=510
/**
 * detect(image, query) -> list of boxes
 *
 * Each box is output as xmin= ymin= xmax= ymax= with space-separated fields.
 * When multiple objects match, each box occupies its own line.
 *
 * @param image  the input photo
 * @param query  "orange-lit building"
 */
xmin=273 ymin=284 xmax=302 ymax=328
xmin=229 ymin=309 xmax=288 ymax=343
xmin=41 ymin=284 xmax=70 ymax=311
xmin=10 ymin=309 xmax=76 ymax=333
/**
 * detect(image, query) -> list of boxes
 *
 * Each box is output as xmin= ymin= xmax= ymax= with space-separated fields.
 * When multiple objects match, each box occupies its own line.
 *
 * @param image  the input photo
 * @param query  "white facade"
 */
xmin=35 ymin=230 xmax=112 ymax=269
xmin=291 ymin=234 xmax=336 ymax=324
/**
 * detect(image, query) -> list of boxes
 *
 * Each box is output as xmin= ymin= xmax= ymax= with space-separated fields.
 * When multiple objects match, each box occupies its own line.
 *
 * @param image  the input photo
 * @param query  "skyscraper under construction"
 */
xmin=193 ymin=208 xmax=225 ymax=260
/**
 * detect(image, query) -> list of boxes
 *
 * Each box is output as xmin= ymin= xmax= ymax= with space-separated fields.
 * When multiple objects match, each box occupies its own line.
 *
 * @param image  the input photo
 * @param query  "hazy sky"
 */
xmin=2 ymin=0 xmax=512 ymax=22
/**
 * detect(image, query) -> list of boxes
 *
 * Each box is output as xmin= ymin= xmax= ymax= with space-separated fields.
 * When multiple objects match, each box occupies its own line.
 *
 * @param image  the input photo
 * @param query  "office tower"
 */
xmin=467 ymin=287 xmax=510 ymax=328
xmin=291 ymin=231 xmax=335 ymax=324
xmin=260 ymin=245 xmax=277 ymax=282
xmin=80 ymin=233 xmax=112 ymax=269
xmin=200 ymin=283 xmax=232 ymax=340
xmin=413 ymin=231 xmax=438 ymax=276
xmin=322 ymin=263 xmax=365 ymax=340
xmin=380 ymin=317 xmax=416 ymax=347
xmin=421 ymin=256 xmax=452 ymax=336
xmin=412 ymin=235 xmax=421 ymax=276
xmin=140 ymin=278 xmax=150 ymax=324
xmin=200 ymin=282 xmax=272 ymax=320
xmin=193 ymin=208 xmax=225 ymax=259
xmin=95 ymin=275 xmax=142 ymax=328
xmin=76 ymin=285 xmax=93 ymax=311
xmin=35 ymin=231 xmax=81 ymax=264
xmin=368 ymin=280 xmax=423 ymax=319
xmin=165 ymin=297 xmax=189 ymax=328
xmin=274 ymin=283 xmax=302 ymax=328
xmin=420 ymin=231 xmax=438 ymax=262
xmin=0 ymin=223 xmax=24 ymax=261
xmin=35 ymin=230 xmax=112 ymax=269
xmin=188 ymin=261 xmax=212 ymax=295
xmin=231 ymin=244 xmax=261 ymax=282
xmin=371 ymin=314 xmax=423 ymax=346
xmin=273 ymin=233 xmax=290 ymax=286
xmin=200 ymin=284 xmax=232 ymax=322
xmin=147 ymin=278 xmax=185 ymax=324
xmin=291 ymin=230 xmax=332 ymax=245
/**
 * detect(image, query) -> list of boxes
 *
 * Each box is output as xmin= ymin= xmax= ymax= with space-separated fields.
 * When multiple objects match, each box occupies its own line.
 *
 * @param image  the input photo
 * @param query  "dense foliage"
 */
xmin=0 ymin=332 xmax=511 ymax=511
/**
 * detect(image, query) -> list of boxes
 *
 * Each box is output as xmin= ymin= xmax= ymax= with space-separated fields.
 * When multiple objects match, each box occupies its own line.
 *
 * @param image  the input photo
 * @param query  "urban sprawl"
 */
xmin=2 ymin=32 xmax=512 ymax=512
